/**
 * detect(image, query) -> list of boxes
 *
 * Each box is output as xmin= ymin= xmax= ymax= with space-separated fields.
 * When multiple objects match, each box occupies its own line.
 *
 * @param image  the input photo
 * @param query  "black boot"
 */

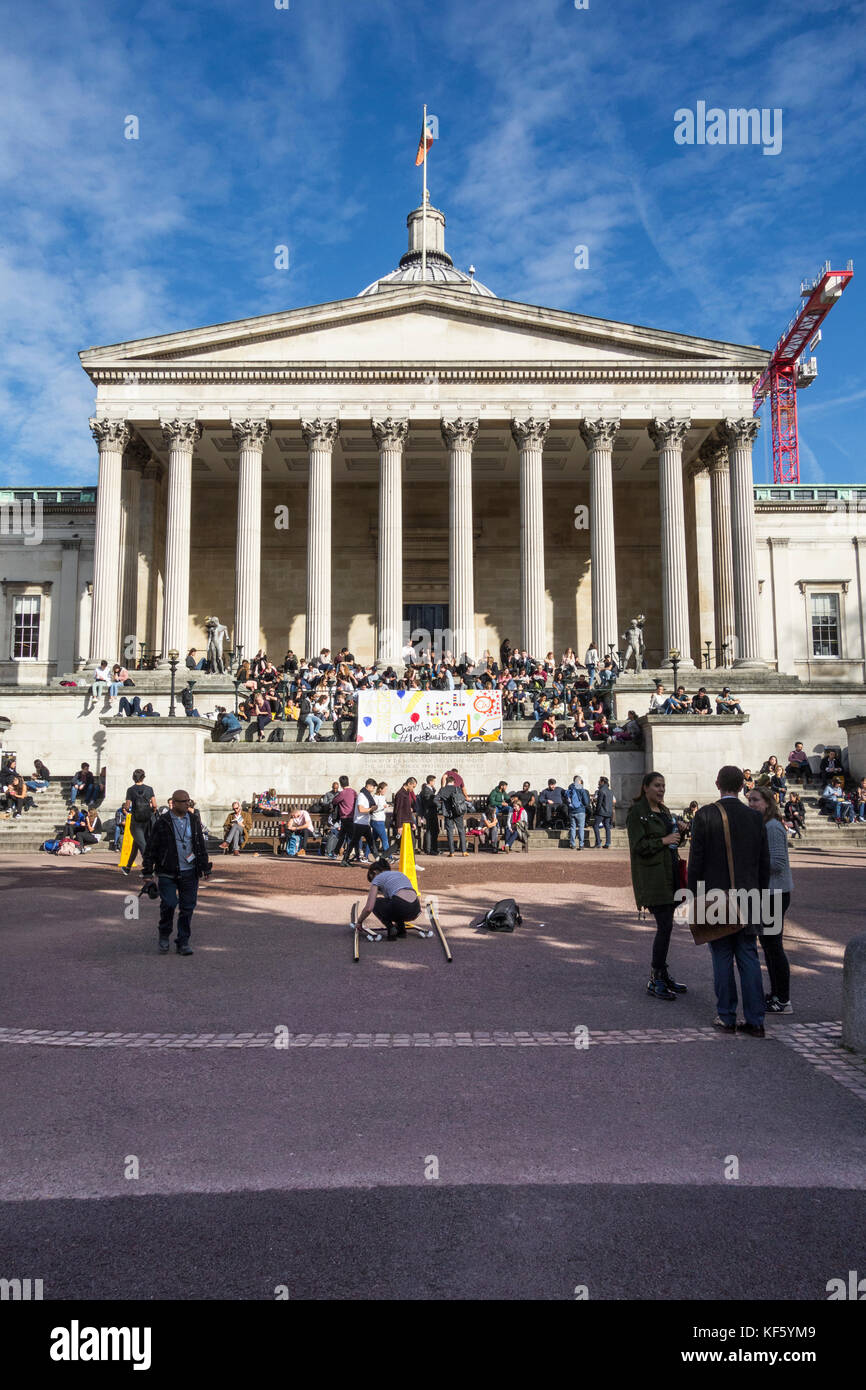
xmin=660 ymin=965 xmax=687 ymax=994
xmin=646 ymin=967 xmax=676 ymax=1001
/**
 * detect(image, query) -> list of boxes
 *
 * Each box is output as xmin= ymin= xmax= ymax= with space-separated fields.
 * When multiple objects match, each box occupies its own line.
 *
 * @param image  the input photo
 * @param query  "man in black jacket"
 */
xmin=142 ymin=790 xmax=211 ymax=955
xmin=687 ymin=765 xmax=771 ymax=1036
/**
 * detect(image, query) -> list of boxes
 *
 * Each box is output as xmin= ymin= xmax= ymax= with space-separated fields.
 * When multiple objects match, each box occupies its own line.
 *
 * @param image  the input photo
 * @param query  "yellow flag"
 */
xmin=397 ymin=821 xmax=419 ymax=893
xmin=119 ymin=812 xmax=134 ymax=870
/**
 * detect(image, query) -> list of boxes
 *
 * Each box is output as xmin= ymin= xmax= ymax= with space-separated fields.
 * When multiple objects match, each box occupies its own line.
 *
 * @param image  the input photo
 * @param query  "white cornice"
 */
xmin=86 ymin=361 xmax=762 ymax=386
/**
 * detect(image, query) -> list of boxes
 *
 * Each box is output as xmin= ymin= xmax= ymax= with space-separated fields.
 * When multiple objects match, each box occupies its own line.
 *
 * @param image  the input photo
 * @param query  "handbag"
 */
xmin=688 ymin=802 xmax=747 ymax=946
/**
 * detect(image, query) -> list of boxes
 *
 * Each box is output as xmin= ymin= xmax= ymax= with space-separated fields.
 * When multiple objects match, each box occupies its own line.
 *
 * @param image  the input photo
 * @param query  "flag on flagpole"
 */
xmin=415 ymin=114 xmax=435 ymax=166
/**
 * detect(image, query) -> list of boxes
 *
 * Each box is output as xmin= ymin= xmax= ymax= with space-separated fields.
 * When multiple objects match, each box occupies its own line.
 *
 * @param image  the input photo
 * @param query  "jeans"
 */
xmin=371 ymin=820 xmax=390 ymax=855
xmin=423 ymin=816 xmax=440 ymax=854
xmin=709 ymin=930 xmax=764 ymax=1027
xmin=505 ymin=827 xmax=524 ymax=849
xmin=834 ymin=800 xmax=854 ymax=822
xmin=119 ymin=695 xmax=142 ymax=717
xmin=73 ymin=780 xmax=99 ymax=804
xmin=297 ymin=714 xmax=321 ymax=742
xmin=109 ymin=681 xmax=125 ymax=697
xmin=859 ymin=803 xmax=866 ymax=822
xmin=760 ymin=892 xmax=791 ymax=1001
xmin=586 ymin=665 xmax=596 ymax=686
xmin=649 ymin=903 xmax=675 ymax=971
xmin=113 ymin=823 xmax=124 ymax=849
xmin=594 ymin=814 xmax=612 ymax=847
xmin=333 ymin=816 xmax=355 ymax=857
xmin=157 ymin=872 xmax=198 ymax=944
xmin=344 ymin=823 xmax=375 ymax=863
xmin=568 ymin=810 xmax=586 ymax=848
xmin=444 ymin=816 xmax=466 ymax=853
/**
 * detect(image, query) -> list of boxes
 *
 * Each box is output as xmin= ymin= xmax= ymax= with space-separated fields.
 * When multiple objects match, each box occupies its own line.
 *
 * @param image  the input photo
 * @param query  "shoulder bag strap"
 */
xmin=715 ymin=802 xmax=741 ymax=926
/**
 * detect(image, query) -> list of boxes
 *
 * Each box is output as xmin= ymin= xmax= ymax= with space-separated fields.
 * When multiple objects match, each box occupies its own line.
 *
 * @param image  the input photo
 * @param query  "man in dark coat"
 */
xmin=687 ymin=765 xmax=771 ymax=1035
xmin=142 ymin=789 xmax=211 ymax=955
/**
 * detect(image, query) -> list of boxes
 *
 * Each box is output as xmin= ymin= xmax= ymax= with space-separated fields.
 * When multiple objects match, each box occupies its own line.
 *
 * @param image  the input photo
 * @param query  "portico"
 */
xmin=80 ymin=200 xmax=769 ymax=671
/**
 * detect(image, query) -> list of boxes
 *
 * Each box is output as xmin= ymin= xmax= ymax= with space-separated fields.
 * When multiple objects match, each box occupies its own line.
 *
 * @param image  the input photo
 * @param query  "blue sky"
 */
xmin=1 ymin=0 xmax=864 ymax=485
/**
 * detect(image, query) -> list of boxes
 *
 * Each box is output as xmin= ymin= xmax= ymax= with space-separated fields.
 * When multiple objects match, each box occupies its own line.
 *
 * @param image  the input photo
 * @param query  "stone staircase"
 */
xmin=0 ymin=779 xmax=112 ymax=854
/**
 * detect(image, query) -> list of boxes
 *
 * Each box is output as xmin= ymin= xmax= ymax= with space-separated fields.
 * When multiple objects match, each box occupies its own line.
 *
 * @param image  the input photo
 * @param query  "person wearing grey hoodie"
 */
xmin=747 ymin=785 xmax=793 ymax=1014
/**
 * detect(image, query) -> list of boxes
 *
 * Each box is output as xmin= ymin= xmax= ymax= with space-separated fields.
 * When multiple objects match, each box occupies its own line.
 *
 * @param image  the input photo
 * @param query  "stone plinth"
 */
xmin=838 ymin=717 xmax=866 ymax=780
xmin=100 ymin=717 xmax=215 ymax=807
xmin=842 ymin=933 xmax=866 ymax=1056
xmin=638 ymin=714 xmax=750 ymax=806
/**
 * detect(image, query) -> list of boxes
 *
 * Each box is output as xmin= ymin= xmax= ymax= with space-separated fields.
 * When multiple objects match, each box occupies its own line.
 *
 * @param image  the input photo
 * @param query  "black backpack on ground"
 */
xmin=268 ymin=727 xmax=285 ymax=743
xmin=483 ymin=899 xmax=522 ymax=932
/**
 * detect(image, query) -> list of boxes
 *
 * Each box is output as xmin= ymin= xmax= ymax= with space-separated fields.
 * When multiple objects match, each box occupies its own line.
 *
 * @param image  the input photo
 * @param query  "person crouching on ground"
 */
xmin=626 ymin=772 xmax=689 ymax=1001
xmin=356 ymin=857 xmax=421 ymax=940
xmin=141 ymin=789 xmax=211 ymax=955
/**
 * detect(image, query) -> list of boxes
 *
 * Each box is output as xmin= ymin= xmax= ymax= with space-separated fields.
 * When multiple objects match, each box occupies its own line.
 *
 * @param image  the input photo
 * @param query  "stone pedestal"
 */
xmin=842 ymin=934 xmax=866 ymax=1056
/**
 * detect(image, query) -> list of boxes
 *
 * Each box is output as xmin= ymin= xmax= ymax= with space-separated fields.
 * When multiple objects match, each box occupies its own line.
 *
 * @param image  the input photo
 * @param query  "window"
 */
xmin=810 ymin=592 xmax=840 ymax=658
xmin=12 ymin=594 xmax=41 ymax=659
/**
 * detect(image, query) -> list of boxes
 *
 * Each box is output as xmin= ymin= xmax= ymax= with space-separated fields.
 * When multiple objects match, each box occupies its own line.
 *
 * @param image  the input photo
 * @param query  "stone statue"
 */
xmin=622 ymin=615 xmax=646 ymax=672
xmin=205 ymin=616 xmax=229 ymax=674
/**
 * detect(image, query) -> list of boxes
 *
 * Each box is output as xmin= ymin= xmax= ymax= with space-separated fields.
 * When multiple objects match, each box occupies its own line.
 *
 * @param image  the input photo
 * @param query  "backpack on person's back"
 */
xmin=566 ymin=783 xmax=591 ymax=813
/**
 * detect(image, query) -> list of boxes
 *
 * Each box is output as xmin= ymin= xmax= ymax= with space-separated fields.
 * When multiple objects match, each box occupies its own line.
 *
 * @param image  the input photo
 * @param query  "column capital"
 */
xmin=90 ymin=418 xmax=131 ymax=451
xmin=697 ymin=436 xmax=729 ymax=473
xmin=160 ymin=419 xmax=202 ymax=453
xmin=301 ymin=418 xmax=340 ymax=450
xmin=648 ymin=417 xmax=691 ymax=451
xmin=579 ymin=418 xmax=619 ymax=451
xmin=123 ymin=435 xmax=151 ymax=472
xmin=720 ymin=417 xmax=760 ymax=447
xmin=510 ymin=416 xmax=549 ymax=450
xmin=371 ymin=417 xmax=409 ymax=449
xmin=231 ymin=418 xmax=272 ymax=452
xmin=441 ymin=417 xmax=479 ymax=448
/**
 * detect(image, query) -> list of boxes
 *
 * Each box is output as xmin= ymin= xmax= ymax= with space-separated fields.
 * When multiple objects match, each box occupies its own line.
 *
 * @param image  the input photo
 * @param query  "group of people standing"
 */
xmin=627 ymin=764 xmax=793 ymax=1034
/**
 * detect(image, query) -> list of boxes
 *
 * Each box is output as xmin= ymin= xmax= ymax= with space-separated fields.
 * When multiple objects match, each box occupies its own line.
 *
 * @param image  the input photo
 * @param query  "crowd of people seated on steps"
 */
xmin=732 ymin=744 xmax=865 ymax=837
xmin=0 ymin=756 xmax=51 ymax=818
xmin=648 ymin=683 xmax=745 ymax=715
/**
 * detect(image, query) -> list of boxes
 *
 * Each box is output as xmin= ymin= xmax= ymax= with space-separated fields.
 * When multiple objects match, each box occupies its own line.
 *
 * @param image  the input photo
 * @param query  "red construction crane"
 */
xmin=753 ymin=260 xmax=854 ymax=484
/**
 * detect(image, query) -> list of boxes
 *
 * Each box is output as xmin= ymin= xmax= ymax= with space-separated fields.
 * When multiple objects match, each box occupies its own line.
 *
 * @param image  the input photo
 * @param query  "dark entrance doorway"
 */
xmin=403 ymin=604 xmax=449 ymax=641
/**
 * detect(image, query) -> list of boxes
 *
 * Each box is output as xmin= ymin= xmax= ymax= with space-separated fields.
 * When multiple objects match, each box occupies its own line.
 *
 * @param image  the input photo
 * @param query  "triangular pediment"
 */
xmin=80 ymin=287 xmax=768 ymax=376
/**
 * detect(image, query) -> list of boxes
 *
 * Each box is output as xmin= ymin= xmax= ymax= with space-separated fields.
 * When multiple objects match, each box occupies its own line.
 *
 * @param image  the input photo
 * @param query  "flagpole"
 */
xmin=421 ymin=103 xmax=428 ymax=282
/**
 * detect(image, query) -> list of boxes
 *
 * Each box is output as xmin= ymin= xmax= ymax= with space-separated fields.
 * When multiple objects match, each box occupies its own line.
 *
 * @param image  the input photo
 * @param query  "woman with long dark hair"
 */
xmin=747 ymin=785 xmax=793 ymax=1014
xmin=626 ymin=771 xmax=689 ymax=1001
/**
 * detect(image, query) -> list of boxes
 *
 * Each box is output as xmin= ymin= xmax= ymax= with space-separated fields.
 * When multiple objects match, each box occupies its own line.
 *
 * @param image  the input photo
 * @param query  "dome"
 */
xmin=357 ymin=198 xmax=496 ymax=299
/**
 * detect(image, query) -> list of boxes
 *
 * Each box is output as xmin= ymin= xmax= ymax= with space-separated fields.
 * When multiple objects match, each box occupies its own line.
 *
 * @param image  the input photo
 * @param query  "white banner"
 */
xmin=356 ymin=690 xmax=502 ymax=744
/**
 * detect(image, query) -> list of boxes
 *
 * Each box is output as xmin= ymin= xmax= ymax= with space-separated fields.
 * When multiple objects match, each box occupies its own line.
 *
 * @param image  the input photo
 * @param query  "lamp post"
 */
xmin=721 ymin=640 xmax=730 ymax=669
xmin=669 ymin=647 xmax=681 ymax=693
xmin=168 ymin=648 xmax=179 ymax=718
xmin=704 ymin=640 xmax=712 ymax=670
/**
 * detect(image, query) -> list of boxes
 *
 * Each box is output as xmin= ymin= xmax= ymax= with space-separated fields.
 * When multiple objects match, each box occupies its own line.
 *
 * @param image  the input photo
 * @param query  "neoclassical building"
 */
xmin=3 ymin=200 xmax=865 ymax=684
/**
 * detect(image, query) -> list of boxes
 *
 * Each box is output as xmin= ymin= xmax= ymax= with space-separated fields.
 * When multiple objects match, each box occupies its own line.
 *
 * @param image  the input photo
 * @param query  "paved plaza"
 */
xmin=1 ymin=845 xmax=865 ymax=1301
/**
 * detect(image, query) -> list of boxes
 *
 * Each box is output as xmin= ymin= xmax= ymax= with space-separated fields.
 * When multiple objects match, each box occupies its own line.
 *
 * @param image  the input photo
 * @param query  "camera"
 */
xmin=138 ymin=881 xmax=159 ymax=900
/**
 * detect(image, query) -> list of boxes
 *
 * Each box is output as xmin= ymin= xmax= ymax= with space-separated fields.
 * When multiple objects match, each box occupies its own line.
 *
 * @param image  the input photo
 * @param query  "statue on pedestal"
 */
xmin=622 ymin=615 xmax=646 ymax=672
xmin=205 ymin=616 xmax=229 ymax=674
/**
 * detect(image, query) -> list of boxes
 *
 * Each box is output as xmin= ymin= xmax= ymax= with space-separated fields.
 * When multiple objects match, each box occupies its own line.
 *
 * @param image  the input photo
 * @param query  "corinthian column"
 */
xmin=89 ymin=418 xmax=130 ymax=661
xmin=648 ymin=417 xmax=694 ymax=666
xmin=442 ymin=417 xmax=479 ymax=662
xmin=580 ymin=418 xmax=620 ymax=657
xmin=372 ymin=418 xmax=409 ymax=665
xmin=160 ymin=418 xmax=202 ymax=659
xmin=302 ymin=418 xmax=340 ymax=658
xmin=511 ymin=417 xmax=549 ymax=660
xmin=699 ymin=436 xmax=736 ymax=663
xmin=720 ymin=417 xmax=765 ymax=666
xmin=231 ymin=418 xmax=270 ymax=661
xmin=119 ymin=435 xmax=150 ymax=661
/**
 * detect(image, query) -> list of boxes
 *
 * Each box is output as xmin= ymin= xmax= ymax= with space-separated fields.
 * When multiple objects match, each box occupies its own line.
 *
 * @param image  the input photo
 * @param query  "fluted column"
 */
xmin=160 ymin=419 xmax=201 ymax=659
xmin=372 ymin=418 xmax=409 ymax=665
xmin=580 ymin=418 xmax=620 ymax=657
xmin=442 ymin=417 xmax=479 ymax=661
xmin=700 ymin=437 xmax=736 ymax=664
xmin=89 ymin=418 xmax=130 ymax=660
xmin=302 ymin=418 xmax=340 ymax=657
xmin=118 ymin=436 xmax=149 ymax=661
xmin=511 ymin=417 xmax=549 ymax=659
xmin=649 ymin=417 xmax=694 ymax=666
xmin=231 ymin=418 xmax=270 ymax=660
xmin=720 ymin=417 xmax=765 ymax=666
